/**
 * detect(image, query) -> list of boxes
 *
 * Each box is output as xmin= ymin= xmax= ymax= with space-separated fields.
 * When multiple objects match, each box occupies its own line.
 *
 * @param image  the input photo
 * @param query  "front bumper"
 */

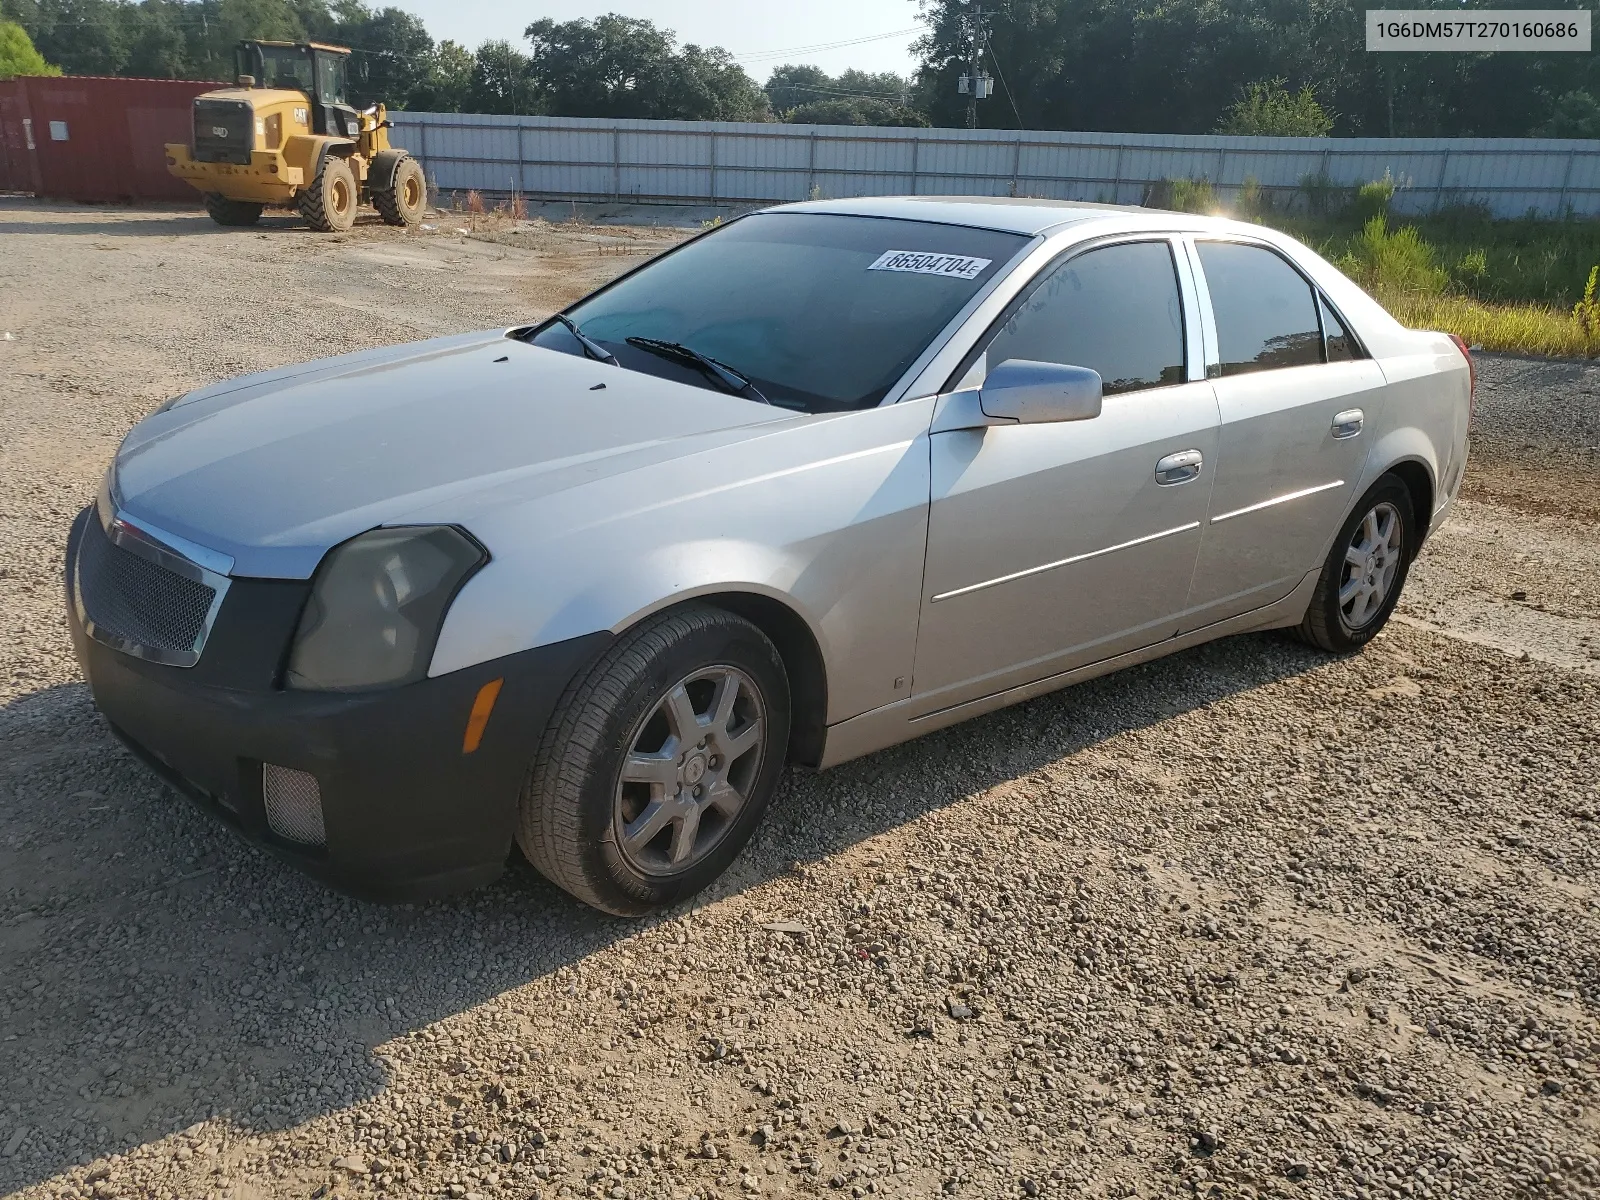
xmin=66 ymin=506 xmax=608 ymax=901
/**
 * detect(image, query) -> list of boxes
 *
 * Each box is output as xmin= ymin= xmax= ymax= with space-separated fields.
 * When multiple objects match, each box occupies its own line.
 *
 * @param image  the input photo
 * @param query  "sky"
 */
xmin=393 ymin=0 xmax=929 ymax=80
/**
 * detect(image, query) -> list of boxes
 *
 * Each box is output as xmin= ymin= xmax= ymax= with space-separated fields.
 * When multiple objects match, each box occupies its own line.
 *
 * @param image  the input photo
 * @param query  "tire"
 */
xmin=204 ymin=194 xmax=263 ymax=226
xmin=519 ymin=605 xmax=791 ymax=916
xmin=1297 ymin=474 xmax=1416 ymax=653
xmin=297 ymin=156 xmax=357 ymax=233
xmin=373 ymin=155 xmax=427 ymax=227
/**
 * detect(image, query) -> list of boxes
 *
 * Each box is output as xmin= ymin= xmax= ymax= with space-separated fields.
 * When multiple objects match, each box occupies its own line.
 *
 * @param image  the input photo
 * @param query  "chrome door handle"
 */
xmin=1154 ymin=449 xmax=1203 ymax=485
xmin=1331 ymin=408 xmax=1365 ymax=439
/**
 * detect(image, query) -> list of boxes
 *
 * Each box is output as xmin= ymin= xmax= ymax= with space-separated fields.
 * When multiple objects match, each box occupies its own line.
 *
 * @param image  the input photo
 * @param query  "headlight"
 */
xmin=285 ymin=526 xmax=487 ymax=691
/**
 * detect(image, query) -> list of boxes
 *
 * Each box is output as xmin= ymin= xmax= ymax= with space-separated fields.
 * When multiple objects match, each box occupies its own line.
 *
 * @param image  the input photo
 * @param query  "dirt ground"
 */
xmin=1 ymin=200 xmax=1598 ymax=1200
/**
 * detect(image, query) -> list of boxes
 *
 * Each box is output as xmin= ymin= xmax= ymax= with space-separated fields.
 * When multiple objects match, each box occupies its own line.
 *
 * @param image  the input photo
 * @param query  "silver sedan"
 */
xmin=66 ymin=197 xmax=1473 ymax=914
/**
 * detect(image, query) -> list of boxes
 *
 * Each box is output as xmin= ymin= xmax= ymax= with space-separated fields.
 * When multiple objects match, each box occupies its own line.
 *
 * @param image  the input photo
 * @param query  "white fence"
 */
xmin=389 ymin=111 xmax=1600 ymax=219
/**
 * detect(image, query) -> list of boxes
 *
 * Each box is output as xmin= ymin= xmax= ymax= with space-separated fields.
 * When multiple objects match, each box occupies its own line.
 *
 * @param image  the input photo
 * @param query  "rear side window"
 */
xmin=1196 ymin=241 xmax=1322 ymax=376
xmin=1320 ymin=294 xmax=1360 ymax=362
xmin=982 ymin=241 xmax=1185 ymax=395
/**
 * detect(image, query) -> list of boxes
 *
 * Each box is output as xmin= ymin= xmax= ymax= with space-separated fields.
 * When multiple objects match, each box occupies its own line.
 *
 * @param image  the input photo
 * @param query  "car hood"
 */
xmin=114 ymin=331 xmax=797 ymax=578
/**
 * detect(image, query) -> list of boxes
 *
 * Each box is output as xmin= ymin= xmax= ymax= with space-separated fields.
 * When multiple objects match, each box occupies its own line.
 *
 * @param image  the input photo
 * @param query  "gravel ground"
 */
xmin=2 ymin=200 xmax=1598 ymax=1200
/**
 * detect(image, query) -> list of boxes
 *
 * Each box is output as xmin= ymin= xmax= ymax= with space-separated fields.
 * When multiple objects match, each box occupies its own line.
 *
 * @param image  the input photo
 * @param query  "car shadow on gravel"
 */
xmin=0 ymin=630 xmax=1324 ymax=1191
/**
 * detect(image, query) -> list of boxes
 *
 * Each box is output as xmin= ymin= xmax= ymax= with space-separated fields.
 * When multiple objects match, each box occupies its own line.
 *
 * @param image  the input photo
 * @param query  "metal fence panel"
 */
xmin=389 ymin=112 xmax=1600 ymax=218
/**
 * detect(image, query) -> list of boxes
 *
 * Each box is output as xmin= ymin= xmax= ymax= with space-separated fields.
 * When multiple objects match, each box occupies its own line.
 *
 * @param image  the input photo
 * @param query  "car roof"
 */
xmin=769 ymin=195 xmax=1223 ymax=237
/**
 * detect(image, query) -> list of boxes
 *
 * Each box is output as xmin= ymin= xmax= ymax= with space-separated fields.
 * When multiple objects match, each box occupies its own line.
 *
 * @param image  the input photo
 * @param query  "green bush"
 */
xmin=1340 ymin=215 xmax=1447 ymax=297
xmin=1297 ymin=170 xmax=1348 ymax=218
xmin=1147 ymin=177 xmax=1215 ymax=213
xmin=0 ymin=19 xmax=60 ymax=79
xmin=1451 ymin=248 xmax=1489 ymax=295
xmin=1351 ymin=172 xmax=1396 ymax=223
xmin=1575 ymin=266 xmax=1600 ymax=341
xmin=1235 ymin=175 xmax=1268 ymax=220
xmin=1215 ymin=79 xmax=1335 ymax=137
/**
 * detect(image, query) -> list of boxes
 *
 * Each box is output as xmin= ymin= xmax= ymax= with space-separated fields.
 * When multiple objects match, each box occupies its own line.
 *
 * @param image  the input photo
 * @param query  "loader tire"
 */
xmin=373 ymin=155 xmax=427 ymax=227
xmin=297 ymin=156 xmax=357 ymax=233
xmin=204 ymin=194 xmax=263 ymax=227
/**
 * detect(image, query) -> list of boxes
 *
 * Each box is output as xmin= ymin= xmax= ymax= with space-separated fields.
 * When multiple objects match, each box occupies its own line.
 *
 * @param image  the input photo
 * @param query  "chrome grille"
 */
xmin=263 ymin=765 xmax=326 ymax=846
xmin=75 ymin=517 xmax=225 ymax=667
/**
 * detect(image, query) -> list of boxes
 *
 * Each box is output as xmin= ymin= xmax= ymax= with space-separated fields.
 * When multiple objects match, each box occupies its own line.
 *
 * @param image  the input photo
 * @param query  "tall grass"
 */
xmin=1384 ymin=293 xmax=1600 ymax=359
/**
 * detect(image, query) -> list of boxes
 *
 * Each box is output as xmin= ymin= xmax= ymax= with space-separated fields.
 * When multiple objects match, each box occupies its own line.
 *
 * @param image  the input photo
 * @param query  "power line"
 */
xmin=984 ymin=32 xmax=1024 ymax=130
xmin=768 ymin=82 xmax=908 ymax=101
xmin=733 ymin=26 xmax=923 ymax=64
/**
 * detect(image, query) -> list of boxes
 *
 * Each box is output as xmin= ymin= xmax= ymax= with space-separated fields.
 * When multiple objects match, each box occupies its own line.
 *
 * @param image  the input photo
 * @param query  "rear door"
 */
xmin=912 ymin=237 xmax=1220 ymax=711
xmin=1180 ymin=238 xmax=1387 ymax=630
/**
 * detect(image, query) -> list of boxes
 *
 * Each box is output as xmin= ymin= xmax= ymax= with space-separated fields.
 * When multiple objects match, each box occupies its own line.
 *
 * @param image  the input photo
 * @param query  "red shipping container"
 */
xmin=0 ymin=79 xmax=41 ymax=194
xmin=0 ymin=76 xmax=225 ymax=203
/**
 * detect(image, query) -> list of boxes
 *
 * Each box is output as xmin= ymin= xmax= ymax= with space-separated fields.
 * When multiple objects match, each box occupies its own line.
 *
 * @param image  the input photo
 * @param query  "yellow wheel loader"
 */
xmin=166 ymin=40 xmax=428 ymax=233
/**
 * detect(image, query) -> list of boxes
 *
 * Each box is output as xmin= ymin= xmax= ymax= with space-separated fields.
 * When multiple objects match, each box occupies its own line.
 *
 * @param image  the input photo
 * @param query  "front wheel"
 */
xmin=518 ymin=605 xmax=790 ymax=916
xmin=1297 ymin=474 xmax=1416 ymax=653
xmin=373 ymin=156 xmax=427 ymax=227
xmin=297 ymin=157 xmax=357 ymax=233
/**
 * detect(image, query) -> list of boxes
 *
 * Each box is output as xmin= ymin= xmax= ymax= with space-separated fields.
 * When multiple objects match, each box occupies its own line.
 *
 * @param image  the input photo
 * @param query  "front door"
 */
xmin=1180 ymin=239 xmax=1386 ymax=629
xmin=913 ymin=238 xmax=1220 ymax=712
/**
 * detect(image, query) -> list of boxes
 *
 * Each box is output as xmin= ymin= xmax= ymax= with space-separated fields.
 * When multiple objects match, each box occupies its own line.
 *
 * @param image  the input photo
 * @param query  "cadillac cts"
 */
xmin=66 ymin=197 xmax=1473 ymax=914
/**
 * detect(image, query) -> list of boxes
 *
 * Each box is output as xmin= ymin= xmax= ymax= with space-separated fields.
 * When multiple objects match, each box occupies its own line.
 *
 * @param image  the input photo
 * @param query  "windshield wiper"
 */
xmin=547 ymin=313 xmax=618 ymax=365
xmin=625 ymin=337 xmax=771 ymax=405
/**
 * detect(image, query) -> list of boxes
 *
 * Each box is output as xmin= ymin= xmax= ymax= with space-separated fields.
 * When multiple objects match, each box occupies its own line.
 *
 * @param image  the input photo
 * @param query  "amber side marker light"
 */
xmin=462 ymin=678 xmax=503 ymax=754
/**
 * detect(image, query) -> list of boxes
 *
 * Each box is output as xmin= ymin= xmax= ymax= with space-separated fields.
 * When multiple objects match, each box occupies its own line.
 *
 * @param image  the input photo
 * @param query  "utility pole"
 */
xmin=957 ymin=3 xmax=990 ymax=129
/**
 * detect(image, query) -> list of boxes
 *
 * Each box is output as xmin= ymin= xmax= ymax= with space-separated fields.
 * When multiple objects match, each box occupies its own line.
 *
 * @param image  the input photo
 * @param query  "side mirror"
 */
xmin=979 ymin=358 xmax=1102 ymax=424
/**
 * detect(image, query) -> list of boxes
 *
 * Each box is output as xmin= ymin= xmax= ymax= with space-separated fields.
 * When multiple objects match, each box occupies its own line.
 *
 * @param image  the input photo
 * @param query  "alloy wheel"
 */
xmin=613 ymin=665 xmax=767 ymax=876
xmin=1339 ymin=500 xmax=1402 ymax=630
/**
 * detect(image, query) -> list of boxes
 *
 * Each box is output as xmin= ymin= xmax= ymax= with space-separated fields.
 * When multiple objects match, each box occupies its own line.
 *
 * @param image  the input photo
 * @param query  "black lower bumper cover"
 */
xmin=66 ymin=506 xmax=610 ymax=901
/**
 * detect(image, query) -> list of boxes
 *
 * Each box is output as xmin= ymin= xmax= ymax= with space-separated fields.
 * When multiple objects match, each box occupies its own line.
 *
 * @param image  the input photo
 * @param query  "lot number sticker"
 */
xmin=868 ymin=250 xmax=992 ymax=280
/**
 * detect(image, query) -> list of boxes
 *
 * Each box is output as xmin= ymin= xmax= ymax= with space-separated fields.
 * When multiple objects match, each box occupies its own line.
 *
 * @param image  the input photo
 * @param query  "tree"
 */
xmin=764 ymin=64 xmax=925 ymax=126
xmin=466 ymin=38 xmax=534 ymax=114
xmin=328 ymin=4 xmax=433 ymax=107
xmin=12 ymin=0 xmax=133 ymax=76
xmin=523 ymin=14 xmax=768 ymax=121
xmin=1538 ymin=91 xmax=1600 ymax=139
xmin=1215 ymin=78 xmax=1333 ymax=136
xmin=909 ymin=0 xmax=1600 ymax=136
xmin=406 ymin=37 xmax=472 ymax=111
xmin=0 ymin=16 xmax=58 ymax=75
xmin=764 ymin=62 xmax=830 ymax=112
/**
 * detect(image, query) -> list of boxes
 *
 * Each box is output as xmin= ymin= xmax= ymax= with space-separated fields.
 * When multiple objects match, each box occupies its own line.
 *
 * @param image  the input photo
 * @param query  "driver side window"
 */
xmin=982 ymin=240 xmax=1186 ymax=396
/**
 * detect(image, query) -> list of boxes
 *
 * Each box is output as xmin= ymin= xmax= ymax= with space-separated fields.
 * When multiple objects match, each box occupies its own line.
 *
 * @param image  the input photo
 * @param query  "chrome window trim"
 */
xmin=901 ymin=228 xmax=1203 ymax=403
xmin=1170 ymin=236 xmax=1208 ymax=384
xmin=1177 ymin=236 xmax=1221 ymax=379
xmin=75 ymin=504 xmax=233 ymax=669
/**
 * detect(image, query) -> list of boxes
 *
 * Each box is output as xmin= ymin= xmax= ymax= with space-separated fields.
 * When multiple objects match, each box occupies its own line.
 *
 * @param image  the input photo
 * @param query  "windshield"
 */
xmin=529 ymin=213 xmax=1028 ymax=412
xmin=250 ymin=45 xmax=314 ymax=93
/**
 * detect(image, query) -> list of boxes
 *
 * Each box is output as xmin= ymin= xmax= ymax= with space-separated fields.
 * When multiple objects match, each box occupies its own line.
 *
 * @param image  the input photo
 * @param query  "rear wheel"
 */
xmin=1297 ymin=474 xmax=1415 ymax=653
xmin=297 ymin=157 xmax=357 ymax=233
xmin=203 ymin=194 xmax=263 ymax=226
xmin=518 ymin=605 xmax=790 ymax=916
xmin=373 ymin=156 xmax=427 ymax=227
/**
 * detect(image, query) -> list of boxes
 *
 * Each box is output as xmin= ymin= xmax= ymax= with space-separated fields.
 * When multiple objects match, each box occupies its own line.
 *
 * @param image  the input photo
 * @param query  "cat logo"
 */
xmin=294 ymin=107 xmax=308 ymax=125
xmin=211 ymin=125 xmax=229 ymax=139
